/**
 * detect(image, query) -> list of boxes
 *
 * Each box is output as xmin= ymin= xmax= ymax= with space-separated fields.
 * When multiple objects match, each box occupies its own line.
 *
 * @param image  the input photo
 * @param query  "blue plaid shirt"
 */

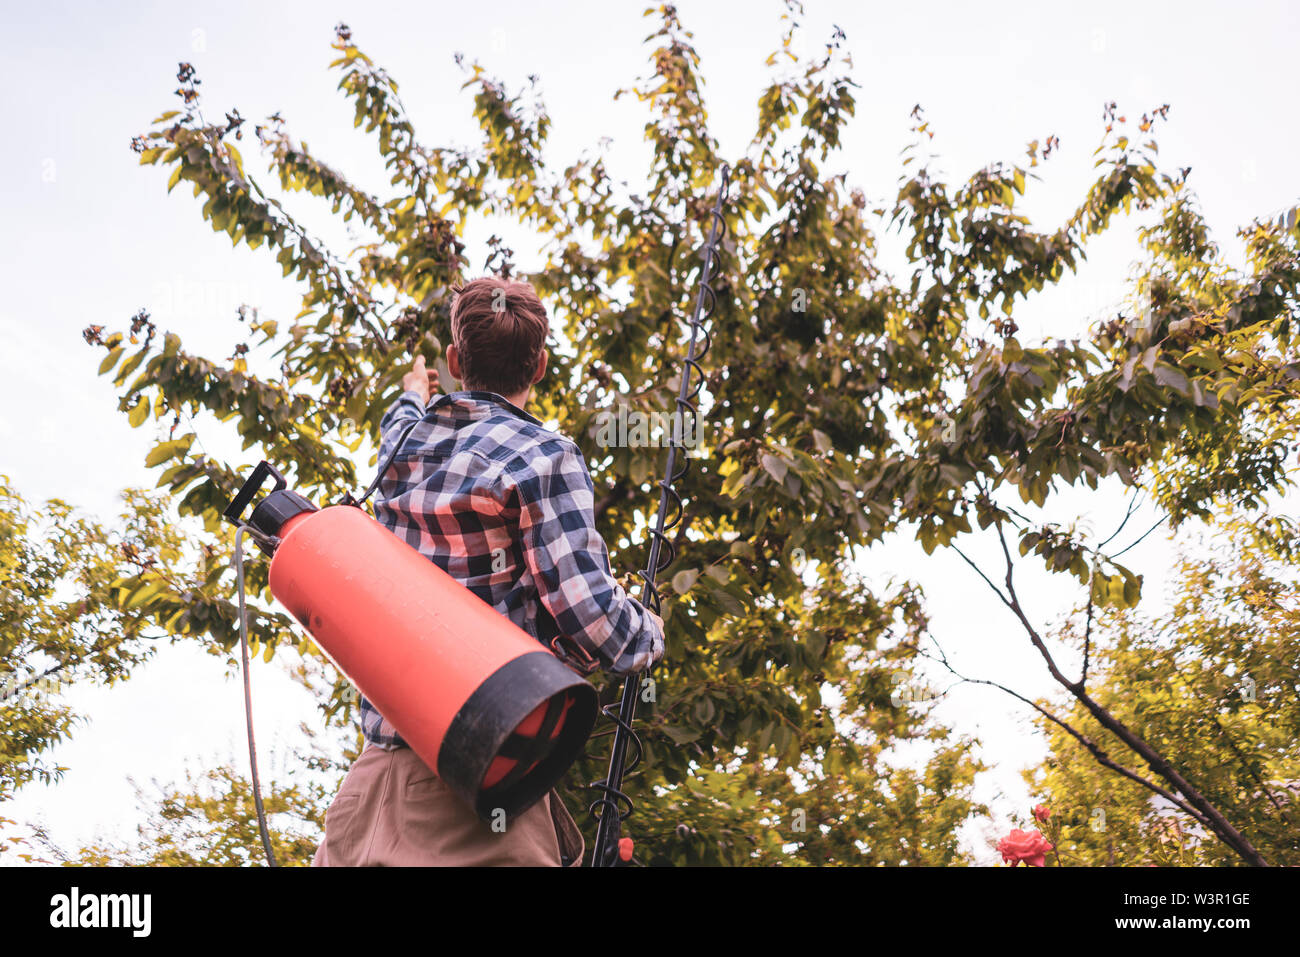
xmin=357 ymin=388 xmax=665 ymax=749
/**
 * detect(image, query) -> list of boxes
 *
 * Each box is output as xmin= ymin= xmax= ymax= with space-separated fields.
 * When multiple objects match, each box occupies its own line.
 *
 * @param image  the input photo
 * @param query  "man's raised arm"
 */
xmin=377 ymin=356 xmax=441 ymax=459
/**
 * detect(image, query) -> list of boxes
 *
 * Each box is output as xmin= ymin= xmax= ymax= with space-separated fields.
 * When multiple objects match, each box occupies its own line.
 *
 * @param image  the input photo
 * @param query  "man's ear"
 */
xmin=447 ymin=343 xmax=463 ymax=381
xmin=532 ymin=348 xmax=548 ymax=385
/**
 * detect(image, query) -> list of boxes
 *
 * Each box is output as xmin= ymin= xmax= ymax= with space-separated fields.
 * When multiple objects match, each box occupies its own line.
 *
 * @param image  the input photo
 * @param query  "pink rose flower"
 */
xmin=1032 ymin=804 xmax=1051 ymax=823
xmin=998 ymin=828 xmax=1053 ymax=867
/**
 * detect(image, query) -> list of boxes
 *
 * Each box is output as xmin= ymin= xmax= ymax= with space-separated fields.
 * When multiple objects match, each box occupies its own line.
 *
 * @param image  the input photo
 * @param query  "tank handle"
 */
xmin=223 ymin=461 xmax=288 ymax=529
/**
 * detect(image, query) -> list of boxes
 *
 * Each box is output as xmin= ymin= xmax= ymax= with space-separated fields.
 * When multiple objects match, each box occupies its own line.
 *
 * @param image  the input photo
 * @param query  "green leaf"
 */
xmin=98 ymin=346 xmax=124 ymax=376
xmin=692 ymin=697 xmax=716 ymax=724
xmin=113 ymin=349 xmax=149 ymax=386
xmin=708 ymin=585 xmax=745 ymax=617
xmin=125 ymin=580 xmax=164 ymax=610
xmin=728 ymin=540 xmax=755 ymax=560
xmin=144 ymin=436 xmax=194 ymax=468
xmin=128 ymin=397 xmax=150 ymax=428
xmin=662 ymin=724 xmax=700 ymax=745
xmin=1090 ymin=571 xmax=1109 ymax=605
xmin=671 ymin=568 xmax=700 ymax=595
xmin=1122 ymin=575 xmax=1141 ymax=607
xmin=1119 ymin=353 xmax=1140 ymax=392
xmin=1154 ymin=362 xmax=1189 ymax=396
xmin=720 ymin=467 xmax=748 ymax=498
xmin=760 ymin=452 xmax=788 ymax=484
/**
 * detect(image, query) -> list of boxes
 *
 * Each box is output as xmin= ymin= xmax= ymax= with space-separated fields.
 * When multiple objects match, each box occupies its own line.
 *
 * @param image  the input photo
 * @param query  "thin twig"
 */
xmin=1096 ymin=488 xmax=1145 ymax=550
xmin=1080 ymin=586 xmax=1095 ymax=691
xmin=915 ymin=637 xmax=1216 ymax=832
xmin=950 ymin=543 xmax=1012 ymax=608
xmin=1110 ymin=516 xmax=1167 ymax=559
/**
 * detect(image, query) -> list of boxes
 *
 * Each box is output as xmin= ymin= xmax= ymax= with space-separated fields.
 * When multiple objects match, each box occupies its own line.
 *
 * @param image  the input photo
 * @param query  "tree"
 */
xmin=0 ymin=476 xmax=181 ymax=801
xmin=83 ymin=3 xmax=1300 ymax=865
xmin=896 ymin=164 xmax=1300 ymax=866
xmin=84 ymin=7 xmax=989 ymax=865
xmin=1025 ymin=512 xmax=1300 ymax=866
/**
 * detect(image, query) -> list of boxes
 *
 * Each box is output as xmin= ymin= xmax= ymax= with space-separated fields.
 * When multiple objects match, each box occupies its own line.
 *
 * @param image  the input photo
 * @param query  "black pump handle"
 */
xmin=223 ymin=461 xmax=288 ymax=528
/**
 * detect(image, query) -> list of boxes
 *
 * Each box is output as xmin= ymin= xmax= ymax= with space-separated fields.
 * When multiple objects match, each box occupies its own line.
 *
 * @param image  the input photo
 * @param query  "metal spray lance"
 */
xmin=589 ymin=163 xmax=731 ymax=867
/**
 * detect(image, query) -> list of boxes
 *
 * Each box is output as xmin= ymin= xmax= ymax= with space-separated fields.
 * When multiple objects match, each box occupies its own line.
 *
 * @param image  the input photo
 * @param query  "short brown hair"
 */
xmin=449 ymin=278 xmax=549 ymax=396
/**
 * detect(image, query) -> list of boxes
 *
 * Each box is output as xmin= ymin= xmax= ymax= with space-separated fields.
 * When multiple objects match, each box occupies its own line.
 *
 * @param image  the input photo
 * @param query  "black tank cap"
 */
xmin=249 ymin=489 xmax=318 ymax=538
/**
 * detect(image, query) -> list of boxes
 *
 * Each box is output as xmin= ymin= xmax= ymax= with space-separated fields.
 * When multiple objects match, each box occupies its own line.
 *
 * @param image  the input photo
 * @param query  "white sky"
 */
xmin=1 ymin=0 xmax=1296 ymax=865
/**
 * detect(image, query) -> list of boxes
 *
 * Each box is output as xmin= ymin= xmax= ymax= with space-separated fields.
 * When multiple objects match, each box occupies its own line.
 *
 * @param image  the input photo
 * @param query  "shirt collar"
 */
xmin=428 ymin=390 xmax=544 ymax=427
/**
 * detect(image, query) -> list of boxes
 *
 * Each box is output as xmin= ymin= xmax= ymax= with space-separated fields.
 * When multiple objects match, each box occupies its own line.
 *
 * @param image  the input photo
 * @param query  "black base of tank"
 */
xmin=437 ymin=651 xmax=598 ymax=822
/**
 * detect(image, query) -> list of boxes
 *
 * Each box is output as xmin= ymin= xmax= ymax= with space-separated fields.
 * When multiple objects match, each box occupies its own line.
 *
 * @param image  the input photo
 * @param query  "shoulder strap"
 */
xmin=342 ymin=416 xmax=424 ymax=509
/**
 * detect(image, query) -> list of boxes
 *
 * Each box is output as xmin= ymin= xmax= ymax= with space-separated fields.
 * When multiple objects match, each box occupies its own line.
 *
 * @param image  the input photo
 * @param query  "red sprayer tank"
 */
xmin=224 ymin=462 xmax=598 ymax=822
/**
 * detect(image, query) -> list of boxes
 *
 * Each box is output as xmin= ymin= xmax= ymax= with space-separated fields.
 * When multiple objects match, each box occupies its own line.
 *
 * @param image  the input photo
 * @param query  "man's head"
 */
xmin=447 ymin=277 xmax=549 ymax=402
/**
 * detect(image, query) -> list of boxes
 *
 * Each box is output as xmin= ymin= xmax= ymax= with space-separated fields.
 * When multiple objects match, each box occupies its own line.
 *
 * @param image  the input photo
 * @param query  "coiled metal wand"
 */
xmin=589 ymin=163 xmax=731 ymax=867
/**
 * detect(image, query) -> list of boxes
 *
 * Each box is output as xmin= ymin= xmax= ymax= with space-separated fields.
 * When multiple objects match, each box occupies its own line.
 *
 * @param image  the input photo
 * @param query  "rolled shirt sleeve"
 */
xmin=377 ymin=389 xmax=429 ymax=461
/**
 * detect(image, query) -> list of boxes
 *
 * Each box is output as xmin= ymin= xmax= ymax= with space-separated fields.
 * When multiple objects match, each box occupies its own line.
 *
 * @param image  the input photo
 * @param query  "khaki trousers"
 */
xmin=312 ymin=744 xmax=585 ymax=867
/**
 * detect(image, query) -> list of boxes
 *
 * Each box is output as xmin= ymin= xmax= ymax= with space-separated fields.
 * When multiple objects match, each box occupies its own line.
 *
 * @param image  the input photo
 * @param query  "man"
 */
xmin=313 ymin=277 xmax=665 ymax=867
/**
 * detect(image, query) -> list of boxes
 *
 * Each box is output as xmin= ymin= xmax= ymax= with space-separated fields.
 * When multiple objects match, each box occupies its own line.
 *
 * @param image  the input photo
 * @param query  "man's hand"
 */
xmin=646 ymin=608 xmax=666 ymax=664
xmin=645 ymin=608 xmax=664 ymax=636
xmin=402 ymin=355 xmax=440 ymax=405
xmin=618 ymin=574 xmax=665 ymax=636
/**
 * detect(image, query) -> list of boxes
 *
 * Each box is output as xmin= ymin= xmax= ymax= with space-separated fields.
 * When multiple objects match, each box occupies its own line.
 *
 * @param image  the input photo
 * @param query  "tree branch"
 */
xmin=916 ymin=637 xmax=1216 ymax=832
xmin=961 ymin=516 xmax=1272 ymax=865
